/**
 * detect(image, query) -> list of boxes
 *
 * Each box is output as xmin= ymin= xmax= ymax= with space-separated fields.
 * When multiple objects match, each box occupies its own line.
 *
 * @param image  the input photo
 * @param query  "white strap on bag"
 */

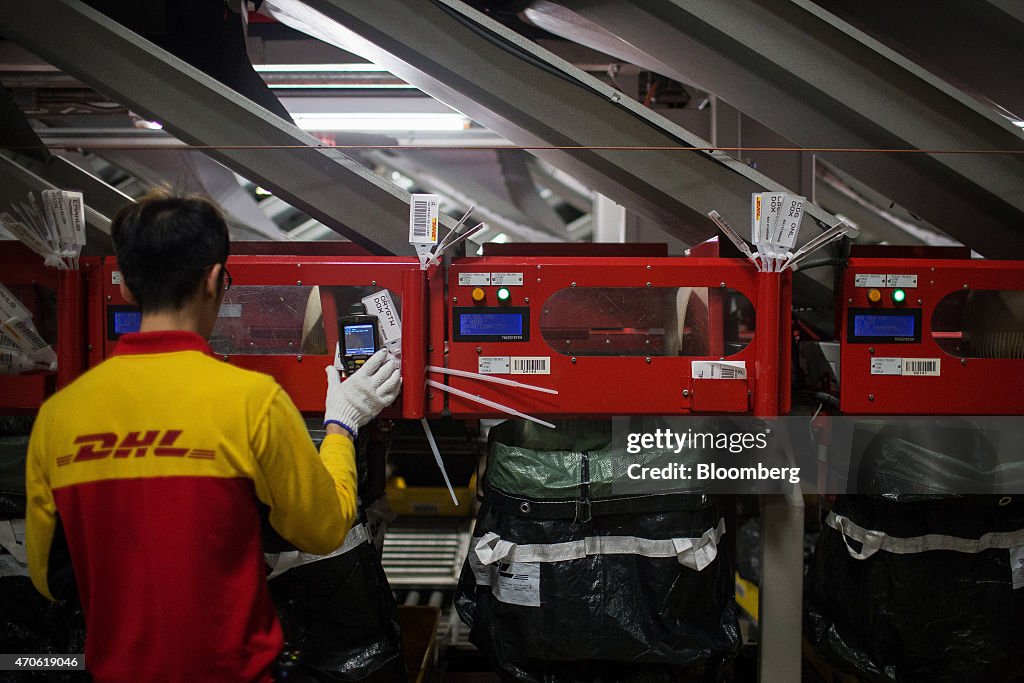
xmin=474 ymin=518 xmax=726 ymax=572
xmin=265 ymin=523 xmax=370 ymax=580
xmin=826 ymin=511 xmax=1024 ymax=561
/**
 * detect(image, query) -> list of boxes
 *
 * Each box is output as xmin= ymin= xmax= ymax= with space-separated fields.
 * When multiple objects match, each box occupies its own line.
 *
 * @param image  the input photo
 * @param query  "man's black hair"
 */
xmin=111 ymin=188 xmax=230 ymax=312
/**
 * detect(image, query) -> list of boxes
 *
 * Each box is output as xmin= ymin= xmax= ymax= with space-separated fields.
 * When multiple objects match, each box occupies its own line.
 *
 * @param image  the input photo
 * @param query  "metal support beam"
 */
xmin=758 ymin=492 xmax=806 ymax=683
xmin=0 ymin=0 xmax=455 ymax=254
xmin=531 ymin=0 xmax=1024 ymax=258
xmin=262 ymin=0 xmax=839 ymax=251
xmin=813 ymin=0 xmax=1024 ymax=120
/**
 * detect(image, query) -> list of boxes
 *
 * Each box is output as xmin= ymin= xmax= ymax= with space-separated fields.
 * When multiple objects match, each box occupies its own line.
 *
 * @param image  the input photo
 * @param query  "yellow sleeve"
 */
xmin=250 ymin=387 xmax=358 ymax=555
xmin=25 ymin=410 xmax=59 ymax=601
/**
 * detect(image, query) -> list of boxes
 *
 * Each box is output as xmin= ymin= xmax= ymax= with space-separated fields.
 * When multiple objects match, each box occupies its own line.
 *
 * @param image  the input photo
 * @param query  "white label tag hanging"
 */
xmin=409 ymin=194 xmax=439 ymax=245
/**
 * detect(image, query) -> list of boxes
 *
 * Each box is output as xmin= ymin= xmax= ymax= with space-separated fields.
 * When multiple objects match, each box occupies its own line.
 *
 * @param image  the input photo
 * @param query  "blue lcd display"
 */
xmin=113 ymin=310 xmax=142 ymax=335
xmin=853 ymin=313 xmax=916 ymax=338
xmin=459 ymin=313 xmax=523 ymax=337
xmin=344 ymin=324 xmax=377 ymax=356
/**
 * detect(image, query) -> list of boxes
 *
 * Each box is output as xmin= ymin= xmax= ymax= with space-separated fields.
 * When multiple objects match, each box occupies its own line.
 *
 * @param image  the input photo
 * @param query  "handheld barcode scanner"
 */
xmin=339 ymin=303 xmax=380 ymax=376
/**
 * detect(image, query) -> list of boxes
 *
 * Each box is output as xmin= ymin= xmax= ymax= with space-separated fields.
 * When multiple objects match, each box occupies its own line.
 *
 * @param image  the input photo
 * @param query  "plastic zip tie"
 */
xmin=426 ymin=365 xmax=558 ymax=394
xmin=420 ymin=417 xmax=459 ymax=506
xmin=432 ymin=205 xmax=474 ymax=256
xmin=708 ymin=211 xmax=761 ymax=270
xmin=426 ymin=379 xmax=556 ymax=429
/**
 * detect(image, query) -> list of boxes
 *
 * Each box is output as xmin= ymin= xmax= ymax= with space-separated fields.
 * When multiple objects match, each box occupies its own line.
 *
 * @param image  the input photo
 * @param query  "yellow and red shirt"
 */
xmin=25 ymin=331 xmax=357 ymax=683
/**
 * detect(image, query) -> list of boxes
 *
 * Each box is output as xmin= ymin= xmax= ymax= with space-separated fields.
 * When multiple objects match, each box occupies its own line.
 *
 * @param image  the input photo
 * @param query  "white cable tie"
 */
xmin=420 ymin=418 xmax=459 ymax=506
xmin=432 ymin=223 xmax=485 ymax=262
xmin=427 ymin=365 xmax=558 ymax=394
xmin=426 ymin=379 xmax=556 ymax=429
xmin=433 ymin=205 xmax=474 ymax=255
xmin=708 ymin=211 xmax=761 ymax=270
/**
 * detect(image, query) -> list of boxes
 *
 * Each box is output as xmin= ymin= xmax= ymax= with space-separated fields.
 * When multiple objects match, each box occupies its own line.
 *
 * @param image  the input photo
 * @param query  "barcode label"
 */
xmin=409 ymin=194 xmax=438 ymax=244
xmin=902 ymin=358 xmax=940 ymax=376
xmin=511 ymin=357 xmax=550 ymax=375
xmin=1 ymin=319 xmax=47 ymax=352
xmin=691 ymin=360 xmax=748 ymax=380
xmin=412 ymin=202 xmax=429 ymax=237
xmin=0 ymin=284 xmax=31 ymax=321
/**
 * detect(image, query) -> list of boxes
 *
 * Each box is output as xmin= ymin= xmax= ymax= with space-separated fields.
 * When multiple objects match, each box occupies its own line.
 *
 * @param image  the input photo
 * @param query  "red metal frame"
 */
xmin=93 ymin=256 xmax=425 ymax=417
xmin=840 ymin=256 xmax=1024 ymax=414
xmin=429 ymin=256 xmax=790 ymax=418
xmin=0 ymin=244 xmax=92 ymax=411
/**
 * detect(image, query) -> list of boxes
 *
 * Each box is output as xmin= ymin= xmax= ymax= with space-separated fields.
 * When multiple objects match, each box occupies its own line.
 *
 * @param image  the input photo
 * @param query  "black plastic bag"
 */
xmin=455 ymin=421 xmax=739 ymax=682
xmin=806 ymin=495 xmax=1024 ymax=682
xmin=268 ymin=525 xmax=405 ymax=682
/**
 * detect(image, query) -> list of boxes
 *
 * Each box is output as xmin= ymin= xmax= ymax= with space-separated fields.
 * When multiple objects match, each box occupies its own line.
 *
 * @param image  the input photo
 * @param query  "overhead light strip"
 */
xmin=254 ymin=63 xmax=390 ymax=73
xmin=292 ymin=112 xmax=471 ymax=132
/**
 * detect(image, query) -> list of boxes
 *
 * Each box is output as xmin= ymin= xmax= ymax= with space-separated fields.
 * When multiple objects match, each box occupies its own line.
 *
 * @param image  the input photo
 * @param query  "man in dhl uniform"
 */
xmin=25 ymin=189 xmax=400 ymax=682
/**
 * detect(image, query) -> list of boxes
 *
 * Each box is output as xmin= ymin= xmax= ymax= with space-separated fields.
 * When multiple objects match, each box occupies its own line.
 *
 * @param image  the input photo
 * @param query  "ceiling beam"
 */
xmin=0 ymin=0 xmax=458 ymax=254
xmin=533 ymin=0 xmax=1024 ymax=257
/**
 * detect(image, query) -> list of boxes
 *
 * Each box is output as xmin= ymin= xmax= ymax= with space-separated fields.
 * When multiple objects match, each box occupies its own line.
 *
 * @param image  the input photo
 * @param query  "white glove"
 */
xmin=324 ymin=350 xmax=402 ymax=435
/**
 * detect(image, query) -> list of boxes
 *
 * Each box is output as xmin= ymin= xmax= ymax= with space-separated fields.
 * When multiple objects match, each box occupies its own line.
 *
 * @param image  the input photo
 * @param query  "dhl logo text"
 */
xmin=56 ymin=430 xmax=216 ymax=466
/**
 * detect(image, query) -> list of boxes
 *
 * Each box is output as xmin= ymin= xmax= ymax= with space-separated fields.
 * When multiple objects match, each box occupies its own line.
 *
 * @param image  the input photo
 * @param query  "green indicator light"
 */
xmin=892 ymin=288 xmax=906 ymax=304
xmin=496 ymin=287 xmax=511 ymax=302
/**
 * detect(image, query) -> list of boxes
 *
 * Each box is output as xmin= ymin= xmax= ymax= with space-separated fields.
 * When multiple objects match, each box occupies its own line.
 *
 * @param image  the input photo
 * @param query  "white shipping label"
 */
xmin=478 ymin=356 xmax=511 ymax=374
xmin=490 ymin=272 xmax=524 ymax=286
xmin=886 ymin=274 xmax=918 ymax=288
xmin=770 ymin=194 xmax=805 ymax=249
xmin=854 ymin=274 xmax=886 ymax=288
xmin=218 ymin=303 xmax=242 ymax=318
xmin=362 ymin=290 xmax=402 ymax=349
xmin=111 ymin=270 xmax=123 ymax=285
xmin=902 ymin=358 xmax=940 ymax=376
xmin=0 ymin=284 xmax=31 ymax=321
xmin=1 ymin=318 xmax=47 ymax=353
xmin=751 ymin=193 xmax=762 ymax=243
xmin=66 ymin=192 xmax=87 ymax=245
xmin=458 ymin=272 xmax=490 ymax=287
xmin=511 ymin=357 xmax=550 ymax=375
xmin=870 ymin=357 xmax=903 ymax=375
xmin=409 ymin=193 xmax=439 ymax=244
xmin=763 ymin=192 xmax=786 ymax=243
xmin=44 ymin=190 xmax=75 ymax=248
xmin=1011 ymin=546 xmax=1024 ymax=590
xmin=691 ymin=360 xmax=747 ymax=380
xmin=493 ymin=561 xmax=541 ymax=607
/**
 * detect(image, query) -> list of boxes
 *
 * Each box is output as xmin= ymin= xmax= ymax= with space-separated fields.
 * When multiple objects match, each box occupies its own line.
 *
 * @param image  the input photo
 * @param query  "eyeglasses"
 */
xmin=207 ymin=263 xmax=232 ymax=292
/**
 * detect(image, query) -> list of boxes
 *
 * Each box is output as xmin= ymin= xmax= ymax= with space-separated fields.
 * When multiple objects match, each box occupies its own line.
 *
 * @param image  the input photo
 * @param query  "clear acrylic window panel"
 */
xmin=931 ymin=289 xmax=1024 ymax=359
xmin=539 ymin=287 xmax=754 ymax=357
xmin=209 ymin=285 xmax=401 ymax=356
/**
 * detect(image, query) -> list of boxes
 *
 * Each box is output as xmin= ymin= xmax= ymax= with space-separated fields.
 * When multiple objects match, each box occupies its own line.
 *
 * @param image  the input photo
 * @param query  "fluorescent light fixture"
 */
xmin=293 ymin=113 xmax=470 ymax=132
xmin=1013 ymin=120 xmax=1024 ymax=128
xmin=268 ymin=83 xmax=416 ymax=90
xmin=254 ymin=63 xmax=390 ymax=73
